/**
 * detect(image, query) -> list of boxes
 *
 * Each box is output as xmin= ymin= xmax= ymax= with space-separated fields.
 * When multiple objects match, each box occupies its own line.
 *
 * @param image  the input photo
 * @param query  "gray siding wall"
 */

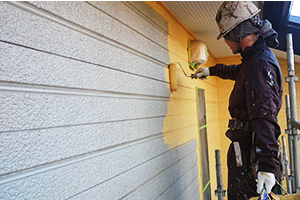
xmin=0 ymin=1 xmax=200 ymax=199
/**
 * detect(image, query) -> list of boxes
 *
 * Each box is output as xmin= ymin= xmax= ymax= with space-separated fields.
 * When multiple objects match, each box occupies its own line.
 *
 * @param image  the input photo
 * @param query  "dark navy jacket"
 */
xmin=209 ymin=37 xmax=283 ymax=174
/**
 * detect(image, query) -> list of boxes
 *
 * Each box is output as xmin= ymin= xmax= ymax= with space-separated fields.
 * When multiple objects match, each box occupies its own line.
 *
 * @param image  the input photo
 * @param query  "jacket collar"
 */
xmin=241 ymin=37 xmax=266 ymax=62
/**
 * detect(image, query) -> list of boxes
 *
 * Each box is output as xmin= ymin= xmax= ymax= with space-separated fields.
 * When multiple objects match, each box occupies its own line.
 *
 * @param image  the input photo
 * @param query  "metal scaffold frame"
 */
xmin=284 ymin=33 xmax=300 ymax=193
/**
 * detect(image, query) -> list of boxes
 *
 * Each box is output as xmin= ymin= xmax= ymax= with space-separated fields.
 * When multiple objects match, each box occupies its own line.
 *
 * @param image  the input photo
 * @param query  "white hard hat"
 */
xmin=216 ymin=1 xmax=261 ymax=40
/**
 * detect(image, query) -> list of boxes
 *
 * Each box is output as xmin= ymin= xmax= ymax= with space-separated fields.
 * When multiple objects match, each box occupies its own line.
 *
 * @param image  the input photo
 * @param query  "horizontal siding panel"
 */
xmin=177 ymin=73 xmax=200 ymax=89
xmin=156 ymin=165 xmax=199 ymax=200
xmin=0 ymin=136 xmax=178 ymax=200
xmin=168 ymin=88 xmax=197 ymax=101
xmin=208 ymin=136 xmax=220 ymax=149
xmin=219 ymin=120 xmax=230 ymax=129
xmin=217 ymin=79 xmax=235 ymax=87
xmin=0 ymin=42 xmax=169 ymax=96
xmin=175 ymin=177 xmax=200 ymax=200
xmin=21 ymin=1 xmax=169 ymax=63
xmin=0 ymin=2 xmax=168 ymax=81
xmin=127 ymin=155 xmax=198 ymax=200
xmin=200 ymin=90 xmax=215 ymax=100
xmin=217 ymin=88 xmax=233 ymax=96
xmin=168 ymin=23 xmax=192 ymax=48
xmin=89 ymin=1 xmax=169 ymax=47
xmin=206 ymin=102 xmax=218 ymax=113
xmin=203 ymin=82 xmax=218 ymax=94
xmin=168 ymin=37 xmax=189 ymax=61
xmin=206 ymin=113 xmax=219 ymax=123
xmin=0 ymin=92 xmax=168 ymax=132
xmin=218 ymin=105 xmax=229 ymax=116
xmin=206 ymin=108 xmax=219 ymax=117
xmin=126 ymin=1 xmax=169 ymax=33
xmin=168 ymin=53 xmax=189 ymax=72
xmin=204 ymin=75 xmax=218 ymax=86
xmin=66 ymin=141 xmax=196 ymax=200
xmin=166 ymin=100 xmax=197 ymax=115
xmin=206 ymin=107 xmax=218 ymax=117
xmin=0 ymin=117 xmax=164 ymax=175
xmin=163 ymin=126 xmax=198 ymax=149
xmin=206 ymin=120 xmax=219 ymax=132
xmin=163 ymin=113 xmax=198 ymax=132
xmin=192 ymin=190 xmax=201 ymax=200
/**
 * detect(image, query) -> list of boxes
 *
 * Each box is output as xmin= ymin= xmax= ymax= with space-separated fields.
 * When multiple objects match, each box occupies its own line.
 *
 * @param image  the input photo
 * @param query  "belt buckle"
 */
xmin=236 ymin=120 xmax=242 ymax=130
xmin=229 ymin=118 xmax=237 ymax=130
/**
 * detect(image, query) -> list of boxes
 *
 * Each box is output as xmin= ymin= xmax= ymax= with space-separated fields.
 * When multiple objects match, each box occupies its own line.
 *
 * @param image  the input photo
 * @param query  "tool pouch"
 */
xmin=233 ymin=141 xmax=243 ymax=167
xmin=277 ymin=141 xmax=286 ymax=182
xmin=249 ymin=133 xmax=286 ymax=182
xmin=250 ymin=132 xmax=259 ymax=179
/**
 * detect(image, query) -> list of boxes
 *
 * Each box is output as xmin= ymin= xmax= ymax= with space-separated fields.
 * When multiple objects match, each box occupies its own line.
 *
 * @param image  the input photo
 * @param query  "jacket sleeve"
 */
xmin=209 ymin=63 xmax=241 ymax=80
xmin=245 ymin=61 xmax=282 ymax=174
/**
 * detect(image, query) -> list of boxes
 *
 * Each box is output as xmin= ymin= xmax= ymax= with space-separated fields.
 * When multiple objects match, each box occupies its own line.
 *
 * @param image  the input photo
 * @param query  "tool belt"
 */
xmin=228 ymin=118 xmax=252 ymax=132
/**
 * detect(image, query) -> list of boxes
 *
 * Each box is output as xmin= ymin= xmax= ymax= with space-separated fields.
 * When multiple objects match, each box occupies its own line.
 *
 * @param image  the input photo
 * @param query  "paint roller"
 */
xmin=168 ymin=40 xmax=209 ymax=91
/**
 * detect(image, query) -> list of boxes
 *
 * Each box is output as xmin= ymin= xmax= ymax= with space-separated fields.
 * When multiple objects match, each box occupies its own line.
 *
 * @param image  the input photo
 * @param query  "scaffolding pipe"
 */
xmin=286 ymin=95 xmax=292 ymax=131
xmin=285 ymin=95 xmax=295 ymax=192
xmin=282 ymin=135 xmax=292 ymax=194
xmin=290 ymin=120 xmax=300 ymax=130
xmin=286 ymin=33 xmax=300 ymax=192
xmin=215 ymin=150 xmax=226 ymax=200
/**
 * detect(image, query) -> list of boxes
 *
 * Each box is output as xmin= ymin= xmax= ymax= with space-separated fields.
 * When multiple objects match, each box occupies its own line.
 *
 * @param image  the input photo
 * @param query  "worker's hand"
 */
xmin=195 ymin=67 xmax=210 ymax=80
xmin=257 ymin=171 xmax=275 ymax=198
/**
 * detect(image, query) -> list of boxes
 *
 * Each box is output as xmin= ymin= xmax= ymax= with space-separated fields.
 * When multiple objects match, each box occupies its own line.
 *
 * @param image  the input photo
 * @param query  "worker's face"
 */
xmin=224 ymin=39 xmax=238 ymax=54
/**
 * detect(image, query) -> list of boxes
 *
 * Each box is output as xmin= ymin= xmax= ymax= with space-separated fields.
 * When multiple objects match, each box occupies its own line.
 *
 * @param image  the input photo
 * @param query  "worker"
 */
xmin=196 ymin=1 xmax=283 ymax=200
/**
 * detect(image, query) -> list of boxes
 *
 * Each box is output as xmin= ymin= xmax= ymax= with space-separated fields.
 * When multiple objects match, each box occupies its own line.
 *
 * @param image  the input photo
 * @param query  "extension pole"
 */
xmin=215 ymin=150 xmax=226 ymax=200
xmin=286 ymin=33 xmax=300 ymax=192
xmin=282 ymin=135 xmax=292 ymax=194
xmin=285 ymin=95 xmax=295 ymax=192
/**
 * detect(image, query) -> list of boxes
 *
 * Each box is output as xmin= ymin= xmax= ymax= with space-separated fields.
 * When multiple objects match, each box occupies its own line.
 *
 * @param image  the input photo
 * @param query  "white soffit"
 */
xmin=164 ymin=1 xmax=234 ymax=58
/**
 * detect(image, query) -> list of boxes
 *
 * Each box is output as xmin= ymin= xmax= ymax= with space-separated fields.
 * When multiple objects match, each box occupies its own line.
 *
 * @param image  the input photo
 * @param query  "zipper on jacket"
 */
xmin=251 ymin=90 xmax=256 ymax=115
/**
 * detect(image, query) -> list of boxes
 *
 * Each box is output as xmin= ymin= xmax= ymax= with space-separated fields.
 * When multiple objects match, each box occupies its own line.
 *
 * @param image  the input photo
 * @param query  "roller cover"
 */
xmin=169 ymin=63 xmax=177 ymax=92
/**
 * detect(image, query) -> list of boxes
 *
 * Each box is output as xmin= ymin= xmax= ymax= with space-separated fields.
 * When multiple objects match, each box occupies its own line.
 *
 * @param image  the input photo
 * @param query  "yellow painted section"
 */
xmin=146 ymin=2 xmax=300 ymax=199
xmin=214 ymin=55 xmax=242 ymax=190
xmin=250 ymin=193 xmax=300 ymax=200
xmin=146 ymin=2 xmax=220 ymax=199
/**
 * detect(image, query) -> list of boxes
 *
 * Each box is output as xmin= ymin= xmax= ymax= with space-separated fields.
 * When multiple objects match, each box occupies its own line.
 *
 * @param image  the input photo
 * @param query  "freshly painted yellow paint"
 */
xmin=215 ymin=56 xmax=241 ymax=187
xmin=146 ymin=2 xmax=220 ymax=199
xmin=250 ymin=193 xmax=300 ymax=200
xmin=146 ymin=2 xmax=300 ymax=199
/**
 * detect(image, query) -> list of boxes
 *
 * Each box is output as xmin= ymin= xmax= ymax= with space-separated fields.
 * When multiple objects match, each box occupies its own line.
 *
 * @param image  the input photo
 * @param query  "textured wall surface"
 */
xmin=0 ymin=1 xmax=200 ymax=199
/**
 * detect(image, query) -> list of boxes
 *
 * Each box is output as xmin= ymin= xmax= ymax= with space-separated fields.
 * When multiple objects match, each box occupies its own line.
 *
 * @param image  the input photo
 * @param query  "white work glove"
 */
xmin=257 ymin=172 xmax=276 ymax=200
xmin=195 ymin=67 xmax=210 ymax=80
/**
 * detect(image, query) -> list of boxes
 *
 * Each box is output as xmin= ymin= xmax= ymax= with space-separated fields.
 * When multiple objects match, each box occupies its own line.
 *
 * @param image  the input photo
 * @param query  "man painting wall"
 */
xmin=195 ymin=2 xmax=283 ymax=199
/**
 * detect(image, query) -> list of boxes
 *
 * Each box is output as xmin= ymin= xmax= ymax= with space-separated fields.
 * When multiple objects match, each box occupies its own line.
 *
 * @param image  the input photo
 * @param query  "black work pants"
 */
xmin=227 ymin=138 xmax=258 ymax=200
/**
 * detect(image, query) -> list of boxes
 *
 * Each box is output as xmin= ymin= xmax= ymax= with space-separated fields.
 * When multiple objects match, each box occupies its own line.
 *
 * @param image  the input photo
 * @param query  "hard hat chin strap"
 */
xmin=236 ymin=43 xmax=242 ymax=54
xmin=225 ymin=22 xmax=244 ymax=53
xmin=237 ymin=22 xmax=244 ymax=53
